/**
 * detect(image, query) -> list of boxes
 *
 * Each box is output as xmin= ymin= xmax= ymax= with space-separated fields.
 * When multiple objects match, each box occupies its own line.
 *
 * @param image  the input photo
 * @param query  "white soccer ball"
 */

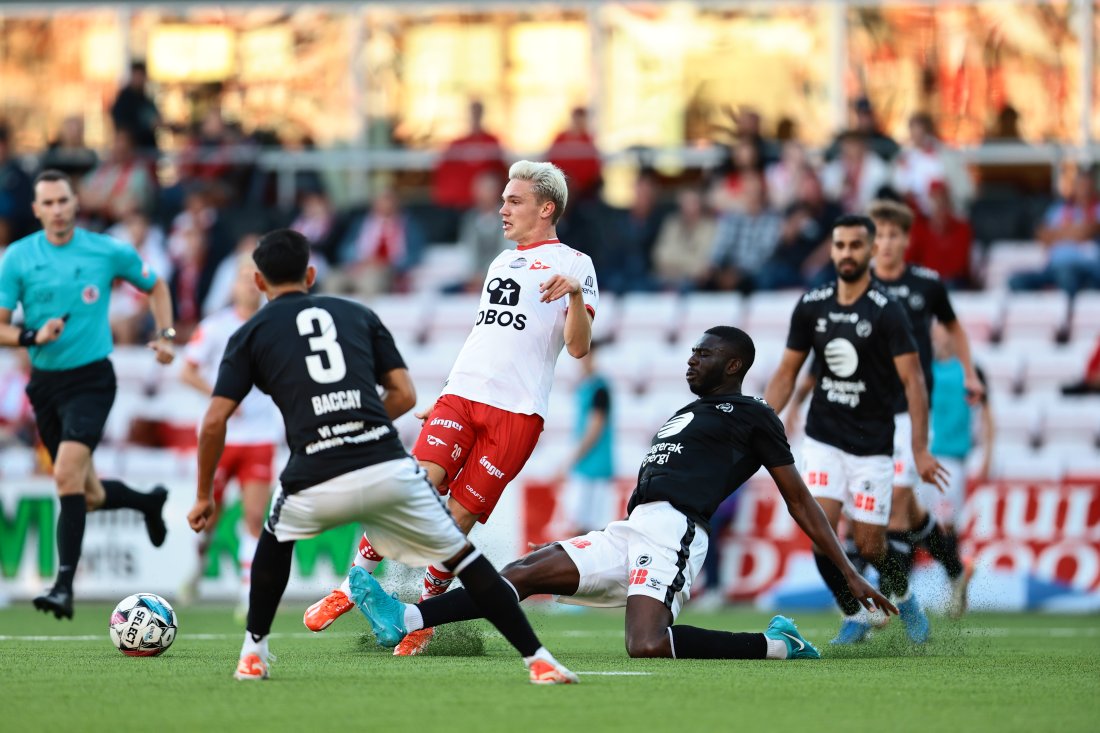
xmin=109 ymin=593 xmax=178 ymax=657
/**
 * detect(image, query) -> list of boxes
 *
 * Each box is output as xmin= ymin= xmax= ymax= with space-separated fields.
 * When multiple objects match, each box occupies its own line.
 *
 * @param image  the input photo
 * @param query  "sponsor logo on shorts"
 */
xmin=636 ymin=554 xmax=651 ymax=567
xmin=479 ymin=455 xmax=505 ymax=479
xmin=853 ymin=491 xmax=878 ymax=513
xmin=569 ymin=539 xmax=592 ymax=549
xmin=82 ymin=284 xmax=100 ymax=304
xmin=646 ymin=576 xmax=663 ymax=590
xmin=806 ymin=471 xmax=829 ymax=486
xmin=628 ymin=569 xmax=649 ymax=585
xmin=425 ymin=435 xmax=446 ymax=447
xmin=430 ymin=418 xmax=464 ymax=431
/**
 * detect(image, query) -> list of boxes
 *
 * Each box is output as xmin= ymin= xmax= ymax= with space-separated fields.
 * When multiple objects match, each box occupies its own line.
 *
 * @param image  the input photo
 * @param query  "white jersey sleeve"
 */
xmin=441 ymin=240 xmax=598 ymax=418
xmin=186 ymin=309 xmax=283 ymax=445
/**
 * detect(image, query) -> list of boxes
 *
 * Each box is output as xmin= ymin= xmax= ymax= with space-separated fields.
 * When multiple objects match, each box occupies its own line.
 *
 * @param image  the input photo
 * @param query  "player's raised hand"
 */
xmin=845 ymin=572 xmax=899 ymax=616
xmin=539 ymin=274 xmax=580 ymax=303
xmin=35 ymin=317 xmax=66 ymax=344
xmin=915 ymin=448 xmax=949 ymax=492
xmin=148 ymin=338 xmax=176 ymax=365
xmin=187 ymin=497 xmax=215 ymax=533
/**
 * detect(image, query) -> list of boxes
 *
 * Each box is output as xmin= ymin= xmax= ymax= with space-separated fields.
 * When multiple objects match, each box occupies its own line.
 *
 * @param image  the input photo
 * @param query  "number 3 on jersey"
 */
xmin=296 ymin=307 xmax=347 ymax=384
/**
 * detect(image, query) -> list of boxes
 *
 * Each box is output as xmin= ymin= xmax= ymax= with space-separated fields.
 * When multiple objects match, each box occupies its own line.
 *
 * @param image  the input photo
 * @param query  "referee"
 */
xmin=0 ymin=169 xmax=176 ymax=619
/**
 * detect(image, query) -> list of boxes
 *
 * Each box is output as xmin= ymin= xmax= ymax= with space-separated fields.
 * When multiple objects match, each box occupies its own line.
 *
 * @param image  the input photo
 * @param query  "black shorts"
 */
xmin=25 ymin=358 xmax=117 ymax=460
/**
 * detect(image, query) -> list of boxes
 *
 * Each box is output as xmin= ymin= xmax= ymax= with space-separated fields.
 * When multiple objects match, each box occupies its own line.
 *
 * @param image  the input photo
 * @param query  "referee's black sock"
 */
xmin=872 ymin=540 xmax=912 ymax=600
xmin=669 ymin=626 xmax=766 ymax=659
xmin=454 ymin=551 xmax=541 ymax=658
xmin=55 ymin=494 xmax=86 ymax=591
xmin=813 ymin=551 xmax=862 ymax=616
xmin=246 ymin=529 xmax=294 ymax=638
xmin=926 ymin=526 xmax=964 ymax=579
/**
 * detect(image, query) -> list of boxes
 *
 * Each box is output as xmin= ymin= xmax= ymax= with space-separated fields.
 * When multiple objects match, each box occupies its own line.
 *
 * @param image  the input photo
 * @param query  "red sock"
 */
xmin=421 ymin=565 xmax=454 ymax=600
xmin=352 ymin=534 xmax=384 ymax=573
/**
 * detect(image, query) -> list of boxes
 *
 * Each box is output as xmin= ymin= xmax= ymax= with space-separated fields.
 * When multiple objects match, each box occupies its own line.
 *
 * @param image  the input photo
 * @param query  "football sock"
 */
xmin=239 ymin=532 xmax=259 ymax=603
xmin=417 ymin=587 xmax=481 ymax=628
xmin=907 ymin=512 xmax=937 ymax=544
xmin=813 ymin=551 xmax=862 ymax=616
xmin=844 ymin=536 xmax=867 ymax=575
xmin=100 ymin=479 xmax=155 ymax=512
xmin=352 ymin=534 xmax=383 ymax=574
xmin=669 ymin=625 xmax=767 ymax=659
xmin=55 ymin=494 xmax=86 ymax=591
xmin=246 ymin=529 xmax=294 ymax=637
xmin=421 ymin=565 xmax=454 ymax=600
xmin=872 ymin=543 xmax=912 ymax=600
xmin=453 ymin=551 xmax=541 ymax=657
xmin=241 ymin=631 xmax=268 ymax=659
xmin=926 ymin=526 xmax=964 ymax=579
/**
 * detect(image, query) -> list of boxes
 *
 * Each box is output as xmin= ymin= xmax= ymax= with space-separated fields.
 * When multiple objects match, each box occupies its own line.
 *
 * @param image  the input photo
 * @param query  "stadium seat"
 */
xmin=1069 ymin=292 xmax=1100 ymax=343
xmin=982 ymin=241 xmax=1046 ymax=291
xmin=1001 ymin=291 xmax=1070 ymax=342
xmin=420 ymin=293 xmax=480 ymax=342
xmin=743 ymin=290 xmax=803 ymax=338
xmin=366 ymin=294 xmax=434 ymax=345
xmin=676 ymin=292 xmax=744 ymax=346
xmin=408 ymin=244 xmax=474 ymax=293
xmin=972 ymin=343 xmax=1024 ymax=395
xmin=1021 ymin=344 xmax=1091 ymax=394
xmin=991 ymin=445 xmax=1064 ymax=481
xmin=615 ymin=292 xmax=682 ymax=346
xmin=950 ymin=291 xmax=1005 ymax=343
xmin=406 ymin=338 xmax=465 ymax=386
xmin=596 ymin=340 xmax=654 ymax=395
xmin=591 ymin=293 xmax=619 ymax=343
xmin=743 ymin=338 xmax=787 ymax=397
xmin=645 ymin=346 xmax=692 ymax=393
xmin=988 ymin=394 xmax=1042 ymax=446
xmin=1039 ymin=396 xmax=1100 ymax=448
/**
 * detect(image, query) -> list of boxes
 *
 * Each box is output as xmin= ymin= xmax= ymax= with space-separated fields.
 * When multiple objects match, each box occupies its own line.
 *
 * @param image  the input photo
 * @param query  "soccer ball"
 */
xmin=109 ymin=593 xmax=178 ymax=657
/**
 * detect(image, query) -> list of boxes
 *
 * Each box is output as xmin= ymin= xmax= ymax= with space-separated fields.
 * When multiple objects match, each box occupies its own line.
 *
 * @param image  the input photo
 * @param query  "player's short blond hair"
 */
xmin=509 ymin=160 xmax=568 ymax=224
xmin=868 ymin=199 xmax=914 ymax=233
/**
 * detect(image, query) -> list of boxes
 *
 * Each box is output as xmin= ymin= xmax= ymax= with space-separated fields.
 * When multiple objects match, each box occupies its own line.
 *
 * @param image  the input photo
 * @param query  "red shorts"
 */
xmin=412 ymin=394 xmax=543 ymax=522
xmin=213 ymin=443 xmax=276 ymax=503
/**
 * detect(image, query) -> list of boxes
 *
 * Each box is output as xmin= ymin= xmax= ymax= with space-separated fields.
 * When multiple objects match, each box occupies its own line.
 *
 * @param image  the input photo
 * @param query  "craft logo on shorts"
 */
xmin=856 ymin=319 xmax=872 ymax=338
xmin=635 ymin=554 xmax=651 ymax=567
xmin=81 ymin=284 xmax=100 ymax=304
xmin=509 ymin=257 xmax=527 ymax=269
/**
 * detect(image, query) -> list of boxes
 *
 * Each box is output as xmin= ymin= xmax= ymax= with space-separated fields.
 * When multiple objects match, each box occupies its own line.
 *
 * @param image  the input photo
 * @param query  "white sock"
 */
xmin=338 ymin=575 xmax=351 ymax=596
xmin=765 ymin=637 xmax=789 ymax=660
xmin=523 ymin=646 xmax=552 ymax=668
xmin=352 ymin=553 xmax=381 ymax=575
xmin=238 ymin=532 xmax=259 ymax=606
xmin=242 ymin=631 xmax=268 ymax=659
xmin=404 ymin=604 xmax=424 ymax=632
xmin=845 ymin=607 xmax=869 ymax=624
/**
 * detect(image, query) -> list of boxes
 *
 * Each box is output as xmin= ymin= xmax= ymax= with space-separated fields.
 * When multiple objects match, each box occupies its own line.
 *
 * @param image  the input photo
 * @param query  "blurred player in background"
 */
xmin=305 ymin=161 xmax=598 ymax=657
xmin=350 ymin=327 xmax=896 ymax=662
xmin=180 ymin=253 xmax=280 ymax=615
xmin=188 ymin=229 xmax=577 ymax=684
xmin=0 ymin=169 xmax=175 ymax=620
xmin=765 ymin=214 xmax=945 ymax=645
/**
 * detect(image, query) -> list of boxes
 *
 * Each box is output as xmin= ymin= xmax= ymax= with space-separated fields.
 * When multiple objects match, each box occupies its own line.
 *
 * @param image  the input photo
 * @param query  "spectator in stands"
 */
xmin=432 ymin=100 xmax=508 ymax=236
xmin=756 ymin=202 xmax=825 ymax=291
xmin=1061 ymin=335 xmax=1100 ymax=396
xmin=791 ymin=164 xmax=844 ymax=287
xmin=908 ymin=181 xmax=974 ymax=288
xmin=826 ymin=96 xmax=900 ymax=161
xmin=594 ymin=169 xmax=666 ymax=293
xmin=1008 ymin=165 xmax=1100 ymax=298
xmin=79 ymin=128 xmax=157 ymax=227
xmin=170 ymin=223 xmax=207 ymax=340
xmin=109 ymin=61 xmax=160 ymax=155
xmin=0 ymin=123 xmax=35 ymax=244
xmin=893 ymin=112 xmax=973 ymax=217
xmin=706 ymin=173 xmax=782 ymax=293
xmin=106 ymin=201 xmax=172 ymax=345
xmin=821 ymin=131 xmax=892 ymax=215
xmin=452 ymin=172 xmax=507 ymax=292
xmin=177 ymin=110 xmax=238 ymax=185
xmin=546 ymin=107 xmax=602 ymax=203
xmin=288 ymin=188 xmax=337 ymax=284
xmin=985 ymin=105 xmax=1024 ymax=143
xmin=39 ymin=116 xmax=98 ymax=181
xmin=165 ymin=184 xmax=234 ymax=335
xmin=652 ymin=185 xmax=716 ymax=292
xmin=328 ymin=186 xmax=425 ymax=297
xmin=765 ymin=141 xmax=809 ymax=212
xmin=709 ymin=137 xmax=767 ymax=214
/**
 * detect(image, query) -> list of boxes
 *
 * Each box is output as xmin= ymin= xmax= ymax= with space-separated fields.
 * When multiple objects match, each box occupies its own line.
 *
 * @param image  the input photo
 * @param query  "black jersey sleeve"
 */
xmin=785 ymin=299 xmax=814 ymax=352
xmin=752 ymin=404 xmax=796 ymax=468
xmin=591 ymin=385 xmax=611 ymax=413
xmin=212 ymin=326 xmax=255 ymax=403
xmin=883 ymin=299 xmax=919 ymax=357
xmin=929 ymin=278 xmax=957 ymax=325
xmin=367 ymin=309 xmax=407 ymax=379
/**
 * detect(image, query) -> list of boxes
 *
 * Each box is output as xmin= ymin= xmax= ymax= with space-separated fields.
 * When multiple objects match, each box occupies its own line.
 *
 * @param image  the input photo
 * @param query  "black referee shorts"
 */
xmin=25 ymin=358 xmax=117 ymax=460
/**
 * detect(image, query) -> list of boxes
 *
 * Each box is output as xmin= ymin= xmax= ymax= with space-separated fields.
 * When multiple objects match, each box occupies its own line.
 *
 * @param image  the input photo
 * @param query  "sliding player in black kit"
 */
xmin=186 ymin=229 xmax=577 ymax=684
xmin=766 ymin=214 xmax=947 ymax=646
xmin=349 ymin=326 xmax=896 ymax=661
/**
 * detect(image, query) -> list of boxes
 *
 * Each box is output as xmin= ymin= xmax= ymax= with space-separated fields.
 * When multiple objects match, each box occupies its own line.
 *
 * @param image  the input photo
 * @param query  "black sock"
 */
xmin=55 ymin=495 xmax=87 ymax=590
xmin=454 ymin=552 xmax=541 ymax=657
xmin=844 ymin=537 xmax=867 ymax=575
xmin=813 ymin=551 xmax=862 ymax=616
xmin=246 ymin=530 xmax=295 ymax=637
xmin=926 ymin=527 xmax=964 ymax=579
xmin=872 ymin=542 xmax=912 ymax=599
xmin=670 ymin=626 xmax=766 ymax=659
xmin=418 ymin=587 xmax=481 ymax=629
xmin=101 ymin=479 xmax=155 ymax=512
xmin=906 ymin=513 xmax=936 ymax=545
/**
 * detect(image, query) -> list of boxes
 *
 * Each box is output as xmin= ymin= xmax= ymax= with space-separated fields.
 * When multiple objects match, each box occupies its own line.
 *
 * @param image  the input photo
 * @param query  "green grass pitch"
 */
xmin=1 ymin=602 xmax=1097 ymax=733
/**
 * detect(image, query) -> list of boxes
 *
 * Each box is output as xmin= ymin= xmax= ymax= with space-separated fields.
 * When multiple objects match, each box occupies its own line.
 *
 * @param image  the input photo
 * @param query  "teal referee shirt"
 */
xmin=0 ymin=228 xmax=158 ymax=371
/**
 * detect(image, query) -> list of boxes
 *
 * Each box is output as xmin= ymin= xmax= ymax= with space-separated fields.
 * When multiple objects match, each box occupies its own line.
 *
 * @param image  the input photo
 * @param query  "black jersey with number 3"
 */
xmin=873 ymin=265 xmax=956 ymax=413
xmin=787 ymin=282 xmax=918 ymax=456
xmin=214 ymin=291 xmax=408 ymax=493
xmin=626 ymin=393 xmax=794 ymax=534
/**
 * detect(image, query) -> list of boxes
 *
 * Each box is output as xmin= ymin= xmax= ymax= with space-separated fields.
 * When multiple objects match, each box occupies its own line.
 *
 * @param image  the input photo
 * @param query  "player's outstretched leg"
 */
xmin=390 ymin=565 xmax=453 ymax=656
xmin=304 ymin=533 xmax=381 ymax=631
xmin=667 ymin=615 xmax=820 ymax=660
xmin=100 ymin=479 xmax=169 ymax=547
xmin=235 ymin=529 xmax=294 ymax=680
xmin=812 ymin=550 xmax=870 ymax=644
xmin=909 ymin=512 xmax=971 ymax=618
xmin=33 ymin=493 xmax=84 ymax=619
xmin=869 ymin=536 xmax=929 ymax=644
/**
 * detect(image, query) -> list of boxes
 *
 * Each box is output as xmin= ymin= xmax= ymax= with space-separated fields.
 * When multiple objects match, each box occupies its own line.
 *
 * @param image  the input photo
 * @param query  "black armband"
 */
xmin=17 ymin=328 xmax=37 ymax=347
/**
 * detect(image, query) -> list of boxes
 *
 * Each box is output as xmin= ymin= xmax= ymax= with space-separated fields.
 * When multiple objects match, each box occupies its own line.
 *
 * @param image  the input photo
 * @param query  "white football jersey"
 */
xmin=441 ymin=239 xmax=599 ymax=417
xmin=184 ymin=308 xmax=283 ymax=445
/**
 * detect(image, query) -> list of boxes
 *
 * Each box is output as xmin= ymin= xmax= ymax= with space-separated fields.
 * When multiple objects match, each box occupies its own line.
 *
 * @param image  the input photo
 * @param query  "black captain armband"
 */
xmin=17 ymin=328 xmax=37 ymax=347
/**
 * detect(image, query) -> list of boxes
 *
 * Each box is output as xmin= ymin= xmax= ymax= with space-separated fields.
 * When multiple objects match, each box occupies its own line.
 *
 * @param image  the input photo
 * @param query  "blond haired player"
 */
xmin=305 ymin=161 xmax=599 ymax=656
xmin=180 ymin=255 xmax=281 ymax=614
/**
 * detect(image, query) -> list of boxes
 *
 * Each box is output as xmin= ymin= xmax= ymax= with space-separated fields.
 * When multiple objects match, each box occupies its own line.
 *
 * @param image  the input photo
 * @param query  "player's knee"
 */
xmin=625 ymin=631 xmax=670 ymax=659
